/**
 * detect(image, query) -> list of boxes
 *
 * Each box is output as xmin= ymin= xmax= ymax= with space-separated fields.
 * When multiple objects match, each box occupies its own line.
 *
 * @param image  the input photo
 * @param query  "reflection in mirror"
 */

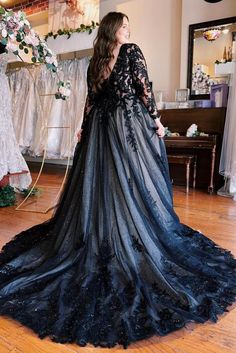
xmin=187 ymin=17 xmax=236 ymax=100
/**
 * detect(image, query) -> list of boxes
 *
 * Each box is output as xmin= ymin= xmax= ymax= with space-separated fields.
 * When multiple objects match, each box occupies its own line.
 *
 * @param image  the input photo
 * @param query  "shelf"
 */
xmin=215 ymin=62 xmax=235 ymax=75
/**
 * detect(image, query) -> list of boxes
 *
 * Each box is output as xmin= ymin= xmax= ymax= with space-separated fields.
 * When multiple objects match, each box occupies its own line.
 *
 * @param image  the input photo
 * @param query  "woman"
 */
xmin=0 ymin=43 xmax=32 ymax=190
xmin=0 ymin=12 xmax=235 ymax=349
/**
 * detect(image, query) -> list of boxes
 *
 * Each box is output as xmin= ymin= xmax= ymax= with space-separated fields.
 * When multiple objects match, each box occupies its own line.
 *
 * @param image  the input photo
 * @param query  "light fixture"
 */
xmin=204 ymin=0 xmax=223 ymax=3
xmin=203 ymin=28 xmax=221 ymax=41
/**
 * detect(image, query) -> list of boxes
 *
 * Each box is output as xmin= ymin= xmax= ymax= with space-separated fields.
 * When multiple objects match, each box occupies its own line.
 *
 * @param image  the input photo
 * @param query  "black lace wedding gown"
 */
xmin=0 ymin=43 xmax=235 ymax=349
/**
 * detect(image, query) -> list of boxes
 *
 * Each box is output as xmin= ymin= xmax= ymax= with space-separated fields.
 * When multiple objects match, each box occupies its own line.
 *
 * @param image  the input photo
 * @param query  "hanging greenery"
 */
xmin=0 ymin=6 xmax=72 ymax=99
xmin=44 ymin=21 xmax=99 ymax=41
xmin=0 ymin=185 xmax=16 ymax=207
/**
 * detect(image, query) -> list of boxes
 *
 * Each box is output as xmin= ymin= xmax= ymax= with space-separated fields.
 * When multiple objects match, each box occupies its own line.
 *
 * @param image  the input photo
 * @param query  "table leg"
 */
xmin=208 ymin=145 xmax=216 ymax=194
xmin=186 ymin=161 xmax=190 ymax=193
xmin=193 ymin=156 xmax=197 ymax=189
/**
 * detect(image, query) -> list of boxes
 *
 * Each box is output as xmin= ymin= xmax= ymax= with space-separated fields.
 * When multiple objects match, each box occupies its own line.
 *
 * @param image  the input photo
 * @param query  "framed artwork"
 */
xmin=175 ymin=88 xmax=190 ymax=102
xmin=210 ymin=83 xmax=228 ymax=107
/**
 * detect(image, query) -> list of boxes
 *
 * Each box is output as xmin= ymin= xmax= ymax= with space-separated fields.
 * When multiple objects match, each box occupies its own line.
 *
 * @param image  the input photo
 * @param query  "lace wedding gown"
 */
xmin=0 ymin=44 xmax=235 ymax=348
xmin=0 ymin=53 xmax=31 ymax=189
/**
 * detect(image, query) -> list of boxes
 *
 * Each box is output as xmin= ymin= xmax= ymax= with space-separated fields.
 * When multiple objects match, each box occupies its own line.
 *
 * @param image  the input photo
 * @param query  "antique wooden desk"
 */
xmin=160 ymin=108 xmax=226 ymax=191
xmin=165 ymin=136 xmax=217 ymax=192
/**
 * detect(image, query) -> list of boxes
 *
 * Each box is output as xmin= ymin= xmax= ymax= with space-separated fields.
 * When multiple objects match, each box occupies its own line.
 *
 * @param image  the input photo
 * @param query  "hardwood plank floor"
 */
xmin=0 ymin=164 xmax=236 ymax=353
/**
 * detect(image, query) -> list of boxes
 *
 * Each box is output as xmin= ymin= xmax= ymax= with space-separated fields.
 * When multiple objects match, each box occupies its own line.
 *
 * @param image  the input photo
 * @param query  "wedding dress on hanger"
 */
xmin=7 ymin=57 xmax=89 ymax=158
xmin=0 ymin=53 xmax=31 ymax=190
xmin=218 ymin=62 xmax=236 ymax=201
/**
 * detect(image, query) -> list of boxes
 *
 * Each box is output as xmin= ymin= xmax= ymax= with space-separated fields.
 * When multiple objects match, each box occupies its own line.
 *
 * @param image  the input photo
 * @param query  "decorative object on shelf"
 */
xmin=223 ymin=46 xmax=227 ymax=61
xmin=0 ymin=6 xmax=70 ymax=100
xmin=228 ymin=46 xmax=232 ymax=61
xmin=210 ymin=83 xmax=228 ymax=107
xmin=154 ymin=90 xmax=164 ymax=110
xmin=203 ymin=28 xmax=221 ymax=42
xmin=186 ymin=124 xmax=200 ymax=137
xmin=175 ymin=88 xmax=190 ymax=102
xmin=164 ymin=127 xmax=172 ymax=136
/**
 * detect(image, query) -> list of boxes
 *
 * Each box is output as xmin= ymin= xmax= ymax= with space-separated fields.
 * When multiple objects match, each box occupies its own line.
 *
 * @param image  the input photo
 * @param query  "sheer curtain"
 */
xmin=7 ymin=57 xmax=89 ymax=159
xmin=218 ymin=61 xmax=236 ymax=201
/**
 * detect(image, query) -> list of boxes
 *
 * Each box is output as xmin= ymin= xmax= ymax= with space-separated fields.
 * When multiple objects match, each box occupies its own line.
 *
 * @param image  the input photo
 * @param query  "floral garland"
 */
xmin=0 ymin=6 xmax=70 ymax=100
xmin=45 ymin=21 xmax=99 ymax=41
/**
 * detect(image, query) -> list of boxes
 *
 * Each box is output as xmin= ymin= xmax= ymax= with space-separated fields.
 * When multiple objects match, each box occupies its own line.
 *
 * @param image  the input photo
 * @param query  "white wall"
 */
xmin=180 ymin=0 xmax=236 ymax=87
xmin=101 ymin=0 xmax=182 ymax=100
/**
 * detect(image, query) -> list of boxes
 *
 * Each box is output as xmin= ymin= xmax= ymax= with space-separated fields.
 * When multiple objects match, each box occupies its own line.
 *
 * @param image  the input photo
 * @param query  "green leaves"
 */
xmin=0 ymin=185 xmax=16 ymax=207
xmin=44 ymin=21 xmax=99 ymax=41
xmin=0 ymin=6 xmax=6 ymax=15
xmin=1 ymin=38 xmax=7 ymax=46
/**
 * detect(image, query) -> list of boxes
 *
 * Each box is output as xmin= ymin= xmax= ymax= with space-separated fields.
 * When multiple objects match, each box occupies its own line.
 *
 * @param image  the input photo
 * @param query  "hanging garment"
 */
xmin=0 ymin=53 xmax=31 ymax=190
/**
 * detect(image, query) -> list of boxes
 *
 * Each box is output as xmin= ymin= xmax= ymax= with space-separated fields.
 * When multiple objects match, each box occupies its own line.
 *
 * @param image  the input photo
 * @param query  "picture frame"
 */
xmin=154 ymin=90 xmax=163 ymax=102
xmin=175 ymin=88 xmax=190 ymax=102
xmin=210 ymin=83 xmax=228 ymax=107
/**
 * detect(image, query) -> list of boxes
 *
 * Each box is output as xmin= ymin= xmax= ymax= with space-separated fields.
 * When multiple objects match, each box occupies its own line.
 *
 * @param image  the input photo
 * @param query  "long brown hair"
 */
xmin=89 ymin=12 xmax=129 ymax=91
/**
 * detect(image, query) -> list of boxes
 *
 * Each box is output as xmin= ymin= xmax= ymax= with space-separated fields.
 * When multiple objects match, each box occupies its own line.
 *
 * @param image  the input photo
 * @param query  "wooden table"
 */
xmin=164 ymin=135 xmax=217 ymax=193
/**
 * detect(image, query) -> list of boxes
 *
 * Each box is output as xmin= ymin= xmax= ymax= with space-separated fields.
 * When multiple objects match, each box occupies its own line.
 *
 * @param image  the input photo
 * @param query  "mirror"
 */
xmin=187 ymin=16 xmax=236 ymax=100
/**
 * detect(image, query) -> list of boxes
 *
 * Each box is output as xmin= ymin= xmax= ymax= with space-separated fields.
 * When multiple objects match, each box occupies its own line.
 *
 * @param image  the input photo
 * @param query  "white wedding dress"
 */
xmin=0 ymin=53 xmax=32 ymax=190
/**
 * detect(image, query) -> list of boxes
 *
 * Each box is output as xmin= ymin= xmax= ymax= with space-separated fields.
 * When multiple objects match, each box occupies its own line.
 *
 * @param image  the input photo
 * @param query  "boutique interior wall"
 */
xmin=100 ymin=0 xmax=182 ymax=101
xmin=25 ymin=0 xmax=236 ymax=101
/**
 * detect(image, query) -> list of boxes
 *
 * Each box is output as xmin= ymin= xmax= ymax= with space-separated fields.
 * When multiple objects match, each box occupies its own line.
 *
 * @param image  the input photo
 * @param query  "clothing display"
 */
xmin=218 ymin=62 xmax=236 ymax=200
xmin=7 ymin=57 xmax=89 ymax=159
xmin=0 ymin=53 xmax=31 ymax=190
xmin=0 ymin=44 xmax=235 ymax=349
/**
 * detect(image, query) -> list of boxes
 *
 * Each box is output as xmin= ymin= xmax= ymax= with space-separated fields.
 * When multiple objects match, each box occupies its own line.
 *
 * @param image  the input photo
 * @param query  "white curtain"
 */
xmin=218 ymin=61 xmax=236 ymax=201
xmin=8 ymin=57 xmax=89 ymax=159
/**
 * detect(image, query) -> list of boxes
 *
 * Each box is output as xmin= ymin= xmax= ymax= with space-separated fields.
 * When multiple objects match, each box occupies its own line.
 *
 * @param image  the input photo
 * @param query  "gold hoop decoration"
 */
xmin=16 ymin=121 xmax=72 ymax=214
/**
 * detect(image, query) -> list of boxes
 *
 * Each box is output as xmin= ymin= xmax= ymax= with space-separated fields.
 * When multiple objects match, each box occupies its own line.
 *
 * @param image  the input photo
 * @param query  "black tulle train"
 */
xmin=0 ymin=43 xmax=235 ymax=348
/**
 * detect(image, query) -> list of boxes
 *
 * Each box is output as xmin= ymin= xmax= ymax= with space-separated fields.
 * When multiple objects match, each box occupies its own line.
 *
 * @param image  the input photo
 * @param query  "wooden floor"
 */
xmin=0 ymin=164 xmax=236 ymax=353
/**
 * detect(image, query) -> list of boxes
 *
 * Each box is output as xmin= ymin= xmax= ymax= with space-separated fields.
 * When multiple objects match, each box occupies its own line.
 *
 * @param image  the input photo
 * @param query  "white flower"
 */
xmin=1 ymin=28 xmax=8 ymax=38
xmin=45 ymin=56 xmax=55 ymax=64
xmin=24 ymin=33 xmax=39 ymax=46
xmin=59 ymin=86 xmax=71 ymax=97
xmin=6 ymin=40 xmax=18 ymax=52
xmin=8 ymin=32 xmax=16 ymax=40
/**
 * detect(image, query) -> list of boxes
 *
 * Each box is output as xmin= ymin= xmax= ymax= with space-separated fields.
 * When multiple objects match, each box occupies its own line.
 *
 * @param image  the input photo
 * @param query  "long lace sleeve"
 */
xmin=129 ymin=44 xmax=161 ymax=120
xmin=81 ymin=65 xmax=95 ymax=129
